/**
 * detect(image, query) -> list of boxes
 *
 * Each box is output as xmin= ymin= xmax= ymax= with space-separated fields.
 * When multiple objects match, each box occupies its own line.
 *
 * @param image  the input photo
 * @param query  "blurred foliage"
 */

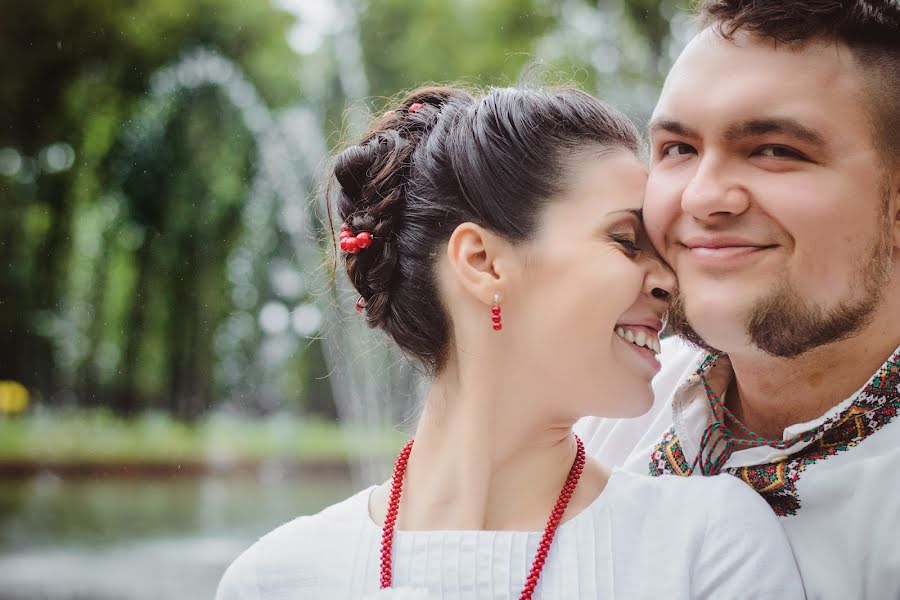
xmin=0 ymin=410 xmax=403 ymax=464
xmin=359 ymin=0 xmax=556 ymax=96
xmin=0 ymin=0 xmax=309 ymax=419
xmin=0 ymin=0 xmax=683 ymax=422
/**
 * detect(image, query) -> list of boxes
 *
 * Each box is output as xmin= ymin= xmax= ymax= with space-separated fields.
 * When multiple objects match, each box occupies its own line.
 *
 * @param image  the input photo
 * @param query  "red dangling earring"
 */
xmin=491 ymin=293 xmax=502 ymax=332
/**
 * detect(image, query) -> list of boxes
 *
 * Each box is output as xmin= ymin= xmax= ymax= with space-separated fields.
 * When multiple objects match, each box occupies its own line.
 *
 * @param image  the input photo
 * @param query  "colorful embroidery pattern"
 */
xmin=649 ymin=426 xmax=690 ymax=477
xmin=648 ymin=350 xmax=900 ymax=517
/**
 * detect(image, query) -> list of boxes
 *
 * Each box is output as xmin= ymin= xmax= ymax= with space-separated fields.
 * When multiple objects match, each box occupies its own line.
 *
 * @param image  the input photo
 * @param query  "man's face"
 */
xmin=644 ymin=29 xmax=895 ymax=357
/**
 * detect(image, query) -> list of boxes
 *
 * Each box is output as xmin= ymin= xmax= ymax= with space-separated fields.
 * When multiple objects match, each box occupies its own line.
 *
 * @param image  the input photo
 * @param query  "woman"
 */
xmin=217 ymin=86 xmax=803 ymax=599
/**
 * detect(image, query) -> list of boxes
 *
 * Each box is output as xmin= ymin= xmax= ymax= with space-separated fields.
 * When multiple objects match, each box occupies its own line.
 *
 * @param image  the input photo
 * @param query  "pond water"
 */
xmin=0 ymin=469 xmax=356 ymax=599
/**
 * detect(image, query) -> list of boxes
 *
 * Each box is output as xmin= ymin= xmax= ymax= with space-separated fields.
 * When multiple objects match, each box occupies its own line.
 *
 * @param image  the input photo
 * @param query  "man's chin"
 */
xmin=670 ymin=320 xmax=724 ymax=355
xmin=667 ymin=291 xmax=732 ymax=354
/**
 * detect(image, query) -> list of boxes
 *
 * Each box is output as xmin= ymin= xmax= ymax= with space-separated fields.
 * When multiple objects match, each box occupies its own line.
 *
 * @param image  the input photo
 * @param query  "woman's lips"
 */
xmin=614 ymin=330 xmax=661 ymax=375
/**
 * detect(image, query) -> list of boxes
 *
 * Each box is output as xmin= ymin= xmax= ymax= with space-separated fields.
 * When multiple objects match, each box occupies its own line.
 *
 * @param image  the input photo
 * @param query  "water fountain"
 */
xmin=135 ymin=44 xmax=418 ymax=487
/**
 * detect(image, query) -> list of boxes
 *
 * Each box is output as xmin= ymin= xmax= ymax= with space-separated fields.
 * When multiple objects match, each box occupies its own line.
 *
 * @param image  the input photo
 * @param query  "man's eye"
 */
xmin=757 ymin=146 xmax=804 ymax=159
xmin=661 ymin=143 xmax=695 ymax=158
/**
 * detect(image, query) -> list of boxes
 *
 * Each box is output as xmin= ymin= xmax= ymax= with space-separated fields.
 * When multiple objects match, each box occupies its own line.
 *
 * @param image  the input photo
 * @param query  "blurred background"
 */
xmin=0 ymin=1 xmax=690 ymax=597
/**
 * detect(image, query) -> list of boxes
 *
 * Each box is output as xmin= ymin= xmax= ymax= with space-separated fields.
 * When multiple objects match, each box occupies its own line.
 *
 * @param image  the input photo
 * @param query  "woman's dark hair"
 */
xmin=330 ymin=85 xmax=640 ymax=373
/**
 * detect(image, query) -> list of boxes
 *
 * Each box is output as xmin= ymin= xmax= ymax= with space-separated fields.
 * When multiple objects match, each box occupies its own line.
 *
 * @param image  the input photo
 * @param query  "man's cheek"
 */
xmin=641 ymin=186 xmax=673 ymax=255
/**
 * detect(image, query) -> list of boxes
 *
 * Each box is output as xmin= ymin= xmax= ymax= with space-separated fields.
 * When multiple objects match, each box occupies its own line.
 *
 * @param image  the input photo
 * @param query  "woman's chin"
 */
xmin=575 ymin=382 xmax=654 ymax=420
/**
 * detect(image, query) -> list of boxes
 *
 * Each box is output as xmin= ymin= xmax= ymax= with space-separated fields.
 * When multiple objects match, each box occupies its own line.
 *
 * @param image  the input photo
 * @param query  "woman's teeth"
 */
xmin=615 ymin=327 xmax=661 ymax=354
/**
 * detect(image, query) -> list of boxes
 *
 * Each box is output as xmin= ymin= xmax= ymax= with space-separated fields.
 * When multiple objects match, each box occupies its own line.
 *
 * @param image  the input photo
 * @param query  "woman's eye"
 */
xmin=756 ymin=146 xmax=804 ymax=159
xmin=612 ymin=235 xmax=640 ymax=255
xmin=661 ymin=143 xmax=695 ymax=159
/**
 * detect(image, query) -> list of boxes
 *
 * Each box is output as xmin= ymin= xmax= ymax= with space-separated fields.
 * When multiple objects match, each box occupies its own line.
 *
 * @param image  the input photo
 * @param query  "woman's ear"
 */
xmin=446 ymin=222 xmax=517 ymax=305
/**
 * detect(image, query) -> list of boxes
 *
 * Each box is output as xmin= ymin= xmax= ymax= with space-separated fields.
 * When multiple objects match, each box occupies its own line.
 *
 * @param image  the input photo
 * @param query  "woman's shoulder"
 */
xmin=215 ymin=486 xmax=377 ymax=600
xmin=256 ymin=484 xmax=375 ymax=553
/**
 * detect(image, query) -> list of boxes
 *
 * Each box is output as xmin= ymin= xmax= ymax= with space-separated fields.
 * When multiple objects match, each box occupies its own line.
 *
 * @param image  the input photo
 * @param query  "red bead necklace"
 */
xmin=379 ymin=435 xmax=586 ymax=599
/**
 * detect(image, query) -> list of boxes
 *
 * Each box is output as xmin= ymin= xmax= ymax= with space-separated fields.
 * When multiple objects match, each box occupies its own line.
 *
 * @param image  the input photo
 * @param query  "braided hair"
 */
xmin=330 ymin=85 xmax=641 ymax=373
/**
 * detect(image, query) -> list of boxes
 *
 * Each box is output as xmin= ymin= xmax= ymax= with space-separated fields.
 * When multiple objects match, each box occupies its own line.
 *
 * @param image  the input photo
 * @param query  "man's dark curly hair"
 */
xmin=695 ymin=0 xmax=900 ymax=164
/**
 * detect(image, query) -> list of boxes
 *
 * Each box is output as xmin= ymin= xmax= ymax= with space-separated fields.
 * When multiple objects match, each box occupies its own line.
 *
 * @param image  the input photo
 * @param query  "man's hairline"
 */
xmin=659 ymin=26 xmax=898 ymax=172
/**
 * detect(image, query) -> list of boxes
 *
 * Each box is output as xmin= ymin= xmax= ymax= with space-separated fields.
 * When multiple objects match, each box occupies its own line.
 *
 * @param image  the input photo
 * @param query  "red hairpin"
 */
xmin=408 ymin=102 xmax=424 ymax=114
xmin=339 ymin=223 xmax=372 ymax=254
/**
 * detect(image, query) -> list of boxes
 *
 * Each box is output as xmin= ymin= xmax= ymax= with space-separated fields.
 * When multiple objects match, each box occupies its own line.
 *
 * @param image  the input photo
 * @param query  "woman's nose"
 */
xmin=645 ymin=256 xmax=676 ymax=302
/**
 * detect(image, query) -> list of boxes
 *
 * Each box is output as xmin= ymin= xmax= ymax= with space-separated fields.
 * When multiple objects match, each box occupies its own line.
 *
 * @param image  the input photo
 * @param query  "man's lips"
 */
xmin=677 ymin=236 xmax=777 ymax=264
xmin=680 ymin=235 xmax=775 ymax=250
xmin=686 ymin=246 xmax=770 ymax=259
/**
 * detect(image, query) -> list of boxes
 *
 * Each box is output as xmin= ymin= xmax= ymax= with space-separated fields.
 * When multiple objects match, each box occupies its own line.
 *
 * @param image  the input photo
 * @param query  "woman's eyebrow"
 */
xmin=606 ymin=208 xmax=643 ymax=220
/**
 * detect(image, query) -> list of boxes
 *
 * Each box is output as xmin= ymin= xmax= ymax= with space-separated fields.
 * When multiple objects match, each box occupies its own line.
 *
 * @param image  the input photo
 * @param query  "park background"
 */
xmin=0 ymin=1 xmax=690 ymax=597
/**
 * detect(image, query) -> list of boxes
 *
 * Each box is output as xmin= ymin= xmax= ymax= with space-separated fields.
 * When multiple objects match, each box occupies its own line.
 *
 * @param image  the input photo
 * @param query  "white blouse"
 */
xmin=216 ymin=468 xmax=804 ymax=599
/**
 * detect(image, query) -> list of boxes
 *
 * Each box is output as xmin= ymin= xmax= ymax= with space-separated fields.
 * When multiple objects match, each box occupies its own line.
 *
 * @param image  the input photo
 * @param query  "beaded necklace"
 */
xmin=379 ymin=436 xmax=586 ymax=599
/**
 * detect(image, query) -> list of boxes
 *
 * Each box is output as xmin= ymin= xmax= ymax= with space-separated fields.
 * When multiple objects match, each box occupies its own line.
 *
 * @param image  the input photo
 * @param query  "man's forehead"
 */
xmin=650 ymin=28 xmax=864 ymax=135
xmin=670 ymin=27 xmax=852 ymax=72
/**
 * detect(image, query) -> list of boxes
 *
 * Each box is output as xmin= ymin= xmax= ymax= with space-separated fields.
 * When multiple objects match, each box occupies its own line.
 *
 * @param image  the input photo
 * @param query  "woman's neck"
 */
xmin=370 ymin=365 xmax=609 ymax=532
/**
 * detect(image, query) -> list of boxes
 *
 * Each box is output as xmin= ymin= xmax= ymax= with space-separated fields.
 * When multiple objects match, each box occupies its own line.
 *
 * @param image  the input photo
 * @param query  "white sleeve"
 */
xmin=692 ymin=476 xmax=806 ymax=599
xmin=215 ymin=543 xmax=262 ymax=600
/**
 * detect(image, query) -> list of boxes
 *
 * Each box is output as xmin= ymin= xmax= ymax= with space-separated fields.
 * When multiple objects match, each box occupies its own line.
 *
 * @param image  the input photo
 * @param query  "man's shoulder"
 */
xmin=611 ymin=469 xmax=776 ymax=522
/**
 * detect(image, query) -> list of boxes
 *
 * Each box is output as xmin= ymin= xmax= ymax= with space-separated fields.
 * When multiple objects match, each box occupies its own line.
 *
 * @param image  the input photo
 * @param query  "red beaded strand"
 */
xmin=520 ymin=435 xmax=585 ymax=600
xmin=379 ymin=435 xmax=586 ymax=599
xmin=379 ymin=439 xmax=412 ymax=589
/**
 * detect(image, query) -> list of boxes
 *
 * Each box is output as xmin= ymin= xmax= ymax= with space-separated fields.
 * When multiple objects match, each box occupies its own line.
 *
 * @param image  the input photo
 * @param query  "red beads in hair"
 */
xmin=339 ymin=223 xmax=372 ymax=254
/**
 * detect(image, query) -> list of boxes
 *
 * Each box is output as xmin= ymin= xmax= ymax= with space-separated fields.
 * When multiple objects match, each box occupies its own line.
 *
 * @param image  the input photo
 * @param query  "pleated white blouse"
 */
xmin=216 ymin=468 xmax=804 ymax=599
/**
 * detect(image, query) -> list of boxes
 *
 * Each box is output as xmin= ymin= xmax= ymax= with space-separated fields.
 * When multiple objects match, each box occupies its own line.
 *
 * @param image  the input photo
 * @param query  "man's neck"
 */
xmin=725 ymin=327 xmax=900 ymax=440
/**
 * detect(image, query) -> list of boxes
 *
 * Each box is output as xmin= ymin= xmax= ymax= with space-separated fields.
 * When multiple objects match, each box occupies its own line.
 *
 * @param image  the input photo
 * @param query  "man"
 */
xmin=577 ymin=1 xmax=900 ymax=597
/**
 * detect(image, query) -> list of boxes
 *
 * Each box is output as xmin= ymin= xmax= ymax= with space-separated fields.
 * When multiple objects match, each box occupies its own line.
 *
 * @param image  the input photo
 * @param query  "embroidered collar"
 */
xmin=675 ymin=346 xmax=900 ymax=441
xmin=651 ymin=344 xmax=900 ymax=516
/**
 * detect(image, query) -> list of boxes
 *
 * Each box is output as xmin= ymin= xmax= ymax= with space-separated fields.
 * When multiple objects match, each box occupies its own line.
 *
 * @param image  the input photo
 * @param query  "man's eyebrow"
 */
xmin=648 ymin=118 xmax=699 ymax=139
xmin=649 ymin=117 xmax=827 ymax=148
xmin=724 ymin=118 xmax=826 ymax=146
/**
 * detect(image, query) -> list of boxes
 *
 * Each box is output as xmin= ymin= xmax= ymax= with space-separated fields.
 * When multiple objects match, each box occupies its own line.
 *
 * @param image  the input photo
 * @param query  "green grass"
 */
xmin=0 ymin=409 xmax=405 ymax=465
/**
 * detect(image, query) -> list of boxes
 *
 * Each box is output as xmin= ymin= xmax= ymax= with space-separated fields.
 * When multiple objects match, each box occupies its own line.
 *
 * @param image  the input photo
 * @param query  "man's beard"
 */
xmin=668 ymin=201 xmax=893 ymax=359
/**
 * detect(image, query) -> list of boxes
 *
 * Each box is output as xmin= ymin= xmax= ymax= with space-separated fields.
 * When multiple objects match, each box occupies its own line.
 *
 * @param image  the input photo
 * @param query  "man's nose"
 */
xmin=681 ymin=156 xmax=750 ymax=221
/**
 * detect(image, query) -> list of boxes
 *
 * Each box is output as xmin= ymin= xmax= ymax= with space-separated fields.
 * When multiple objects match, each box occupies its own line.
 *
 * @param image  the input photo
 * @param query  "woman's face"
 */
xmin=507 ymin=151 xmax=675 ymax=418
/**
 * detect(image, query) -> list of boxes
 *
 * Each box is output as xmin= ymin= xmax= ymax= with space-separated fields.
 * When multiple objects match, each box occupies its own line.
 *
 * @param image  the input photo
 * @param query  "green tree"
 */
xmin=0 ymin=0 xmax=302 ymax=415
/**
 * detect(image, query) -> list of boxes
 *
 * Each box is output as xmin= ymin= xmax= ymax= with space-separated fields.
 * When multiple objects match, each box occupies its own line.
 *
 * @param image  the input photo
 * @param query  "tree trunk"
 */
xmin=114 ymin=234 xmax=154 ymax=415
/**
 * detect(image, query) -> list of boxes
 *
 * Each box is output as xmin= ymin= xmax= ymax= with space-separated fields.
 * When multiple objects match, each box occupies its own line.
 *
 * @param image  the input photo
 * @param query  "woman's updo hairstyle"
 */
xmin=331 ymin=85 xmax=640 ymax=374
